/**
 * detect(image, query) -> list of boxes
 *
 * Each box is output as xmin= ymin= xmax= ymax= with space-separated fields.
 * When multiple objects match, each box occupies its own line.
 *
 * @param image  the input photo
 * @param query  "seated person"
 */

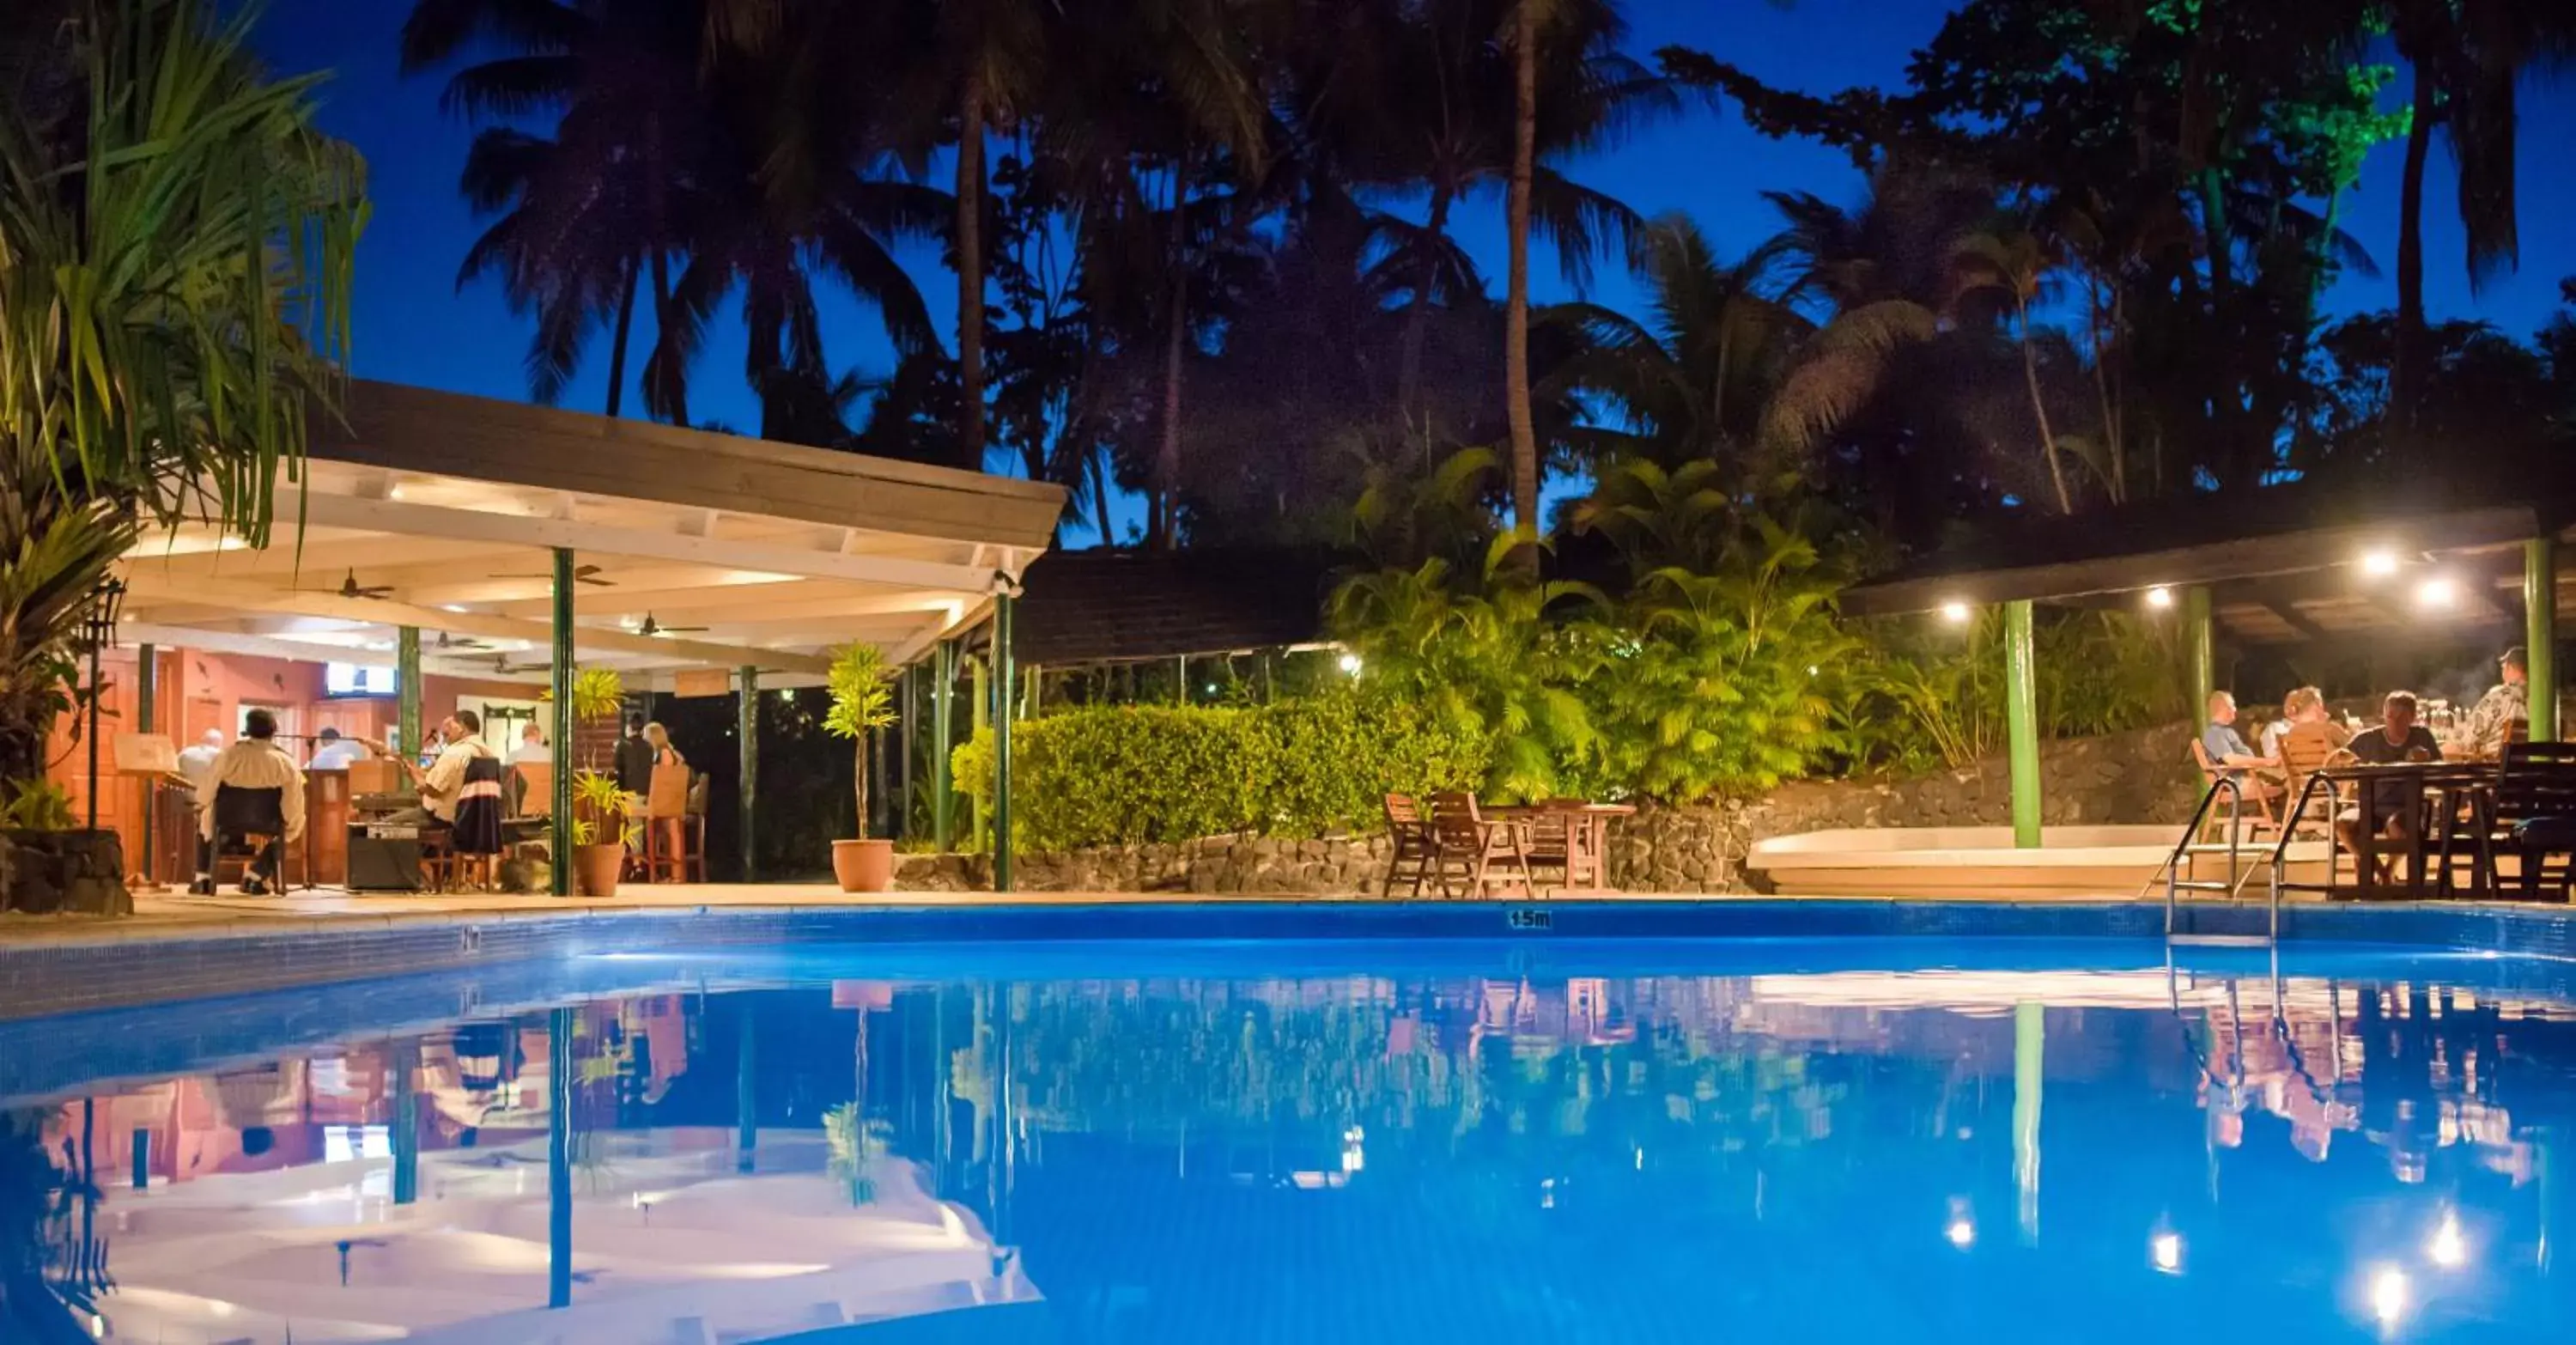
xmin=368 ymin=710 xmax=496 ymax=830
xmin=2335 ymin=691 xmax=2444 ymax=879
xmin=308 ymin=725 xmax=369 ymax=770
xmin=2200 ymin=691 xmax=2281 ymax=806
xmin=507 ymin=722 xmax=551 ymax=766
xmin=190 ymin=709 xmax=306 ymax=897
xmin=2458 ymin=646 xmax=2530 ymax=761
xmin=2263 ymin=685 xmax=2349 ymax=761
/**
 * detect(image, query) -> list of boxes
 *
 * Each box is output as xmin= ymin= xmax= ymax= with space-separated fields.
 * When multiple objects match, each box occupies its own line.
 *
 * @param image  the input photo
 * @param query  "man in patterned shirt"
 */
xmin=2461 ymin=646 xmax=2530 ymax=761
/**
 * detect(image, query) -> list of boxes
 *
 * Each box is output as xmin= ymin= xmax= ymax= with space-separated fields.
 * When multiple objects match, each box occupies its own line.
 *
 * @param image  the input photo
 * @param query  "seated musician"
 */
xmin=367 ymin=710 xmax=496 ymax=829
xmin=190 ymin=709 xmax=305 ymax=897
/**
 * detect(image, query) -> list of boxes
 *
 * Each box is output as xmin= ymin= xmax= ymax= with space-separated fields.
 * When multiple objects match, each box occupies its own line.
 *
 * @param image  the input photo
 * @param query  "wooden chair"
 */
xmin=638 ymin=758 xmax=691 ymax=883
xmin=204 ymin=784 xmax=304 ymax=891
xmin=2275 ymin=723 xmax=2352 ymax=837
xmin=2488 ymin=741 xmax=2576 ymax=900
xmin=2190 ymin=738 xmax=2282 ymax=844
xmin=508 ymin=762 xmax=553 ymax=819
xmin=1382 ymin=794 xmax=1435 ymax=898
xmin=1425 ymin=793 xmax=1534 ymax=899
xmin=1520 ymin=800 xmax=1587 ymax=892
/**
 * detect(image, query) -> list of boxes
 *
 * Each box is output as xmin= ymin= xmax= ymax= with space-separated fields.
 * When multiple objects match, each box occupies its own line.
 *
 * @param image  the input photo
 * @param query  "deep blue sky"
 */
xmin=253 ymin=0 xmax=2576 ymax=542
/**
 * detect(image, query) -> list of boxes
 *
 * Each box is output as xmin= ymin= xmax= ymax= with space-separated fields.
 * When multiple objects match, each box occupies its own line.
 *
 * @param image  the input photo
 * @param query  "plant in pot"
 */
xmin=544 ymin=666 xmax=630 ymax=895
xmin=568 ymin=770 xmax=636 ymax=897
xmin=822 ymin=641 xmax=898 ymax=892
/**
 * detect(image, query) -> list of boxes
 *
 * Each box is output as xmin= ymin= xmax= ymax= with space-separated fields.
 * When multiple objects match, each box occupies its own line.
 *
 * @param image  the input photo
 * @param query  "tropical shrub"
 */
xmin=950 ymin=691 xmax=1487 ymax=851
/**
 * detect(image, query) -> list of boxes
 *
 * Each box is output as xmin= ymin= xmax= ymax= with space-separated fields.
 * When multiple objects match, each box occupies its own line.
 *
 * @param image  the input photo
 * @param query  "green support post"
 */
xmin=2529 ymin=537 xmax=2558 ymax=741
xmin=2004 ymin=599 xmax=2042 ymax=849
xmin=933 ymin=642 xmax=956 ymax=852
xmin=392 ymin=1037 xmax=419 ymax=1206
xmin=136 ymin=643 xmax=155 ymax=880
xmin=738 ymin=666 xmax=759 ymax=882
xmin=2014 ymin=1002 xmax=2043 ymax=1245
xmin=2184 ymin=585 xmax=2215 ymax=733
xmin=397 ymin=626 xmax=422 ymax=789
xmin=547 ymin=1007 xmax=574 ymax=1308
xmin=896 ymin=666 xmax=915 ymax=842
xmin=549 ymin=550 xmax=576 ymax=897
xmin=993 ymin=592 xmax=1016 ymax=892
xmin=969 ymin=655 xmax=989 ymax=853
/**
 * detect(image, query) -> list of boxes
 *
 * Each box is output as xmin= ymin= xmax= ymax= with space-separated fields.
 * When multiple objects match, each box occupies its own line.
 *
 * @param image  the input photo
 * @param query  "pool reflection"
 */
xmin=3 ymin=962 xmax=2573 ymax=1342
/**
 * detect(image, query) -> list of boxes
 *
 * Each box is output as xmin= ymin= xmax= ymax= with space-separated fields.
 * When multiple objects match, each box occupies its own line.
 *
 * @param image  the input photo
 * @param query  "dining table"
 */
xmin=1485 ymin=801 xmax=1638 ymax=896
xmin=2306 ymin=760 xmax=2498 ymax=900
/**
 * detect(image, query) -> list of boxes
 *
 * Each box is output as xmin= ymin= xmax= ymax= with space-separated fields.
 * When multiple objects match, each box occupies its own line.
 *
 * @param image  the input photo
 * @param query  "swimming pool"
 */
xmin=6 ymin=933 xmax=2573 ymax=1342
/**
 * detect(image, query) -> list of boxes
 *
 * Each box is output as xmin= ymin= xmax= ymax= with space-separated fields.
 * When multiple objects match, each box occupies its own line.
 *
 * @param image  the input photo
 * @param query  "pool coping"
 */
xmin=3 ymin=893 xmax=2575 ymax=1023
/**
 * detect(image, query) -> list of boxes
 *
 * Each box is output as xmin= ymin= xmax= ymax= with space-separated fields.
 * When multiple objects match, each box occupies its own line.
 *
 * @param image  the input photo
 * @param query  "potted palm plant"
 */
xmin=822 ymin=642 xmax=898 ymax=892
xmin=547 ymin=666 xmax=629 ymax=895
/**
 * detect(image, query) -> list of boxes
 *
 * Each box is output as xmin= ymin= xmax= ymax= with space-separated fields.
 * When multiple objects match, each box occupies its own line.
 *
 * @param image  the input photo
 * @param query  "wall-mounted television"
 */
xmin=325 ymin=662 xmax=398 ymax=697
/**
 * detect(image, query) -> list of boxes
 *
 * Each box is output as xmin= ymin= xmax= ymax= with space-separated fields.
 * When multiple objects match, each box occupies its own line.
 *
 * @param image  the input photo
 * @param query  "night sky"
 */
xmin=252 ymin=0 xmax=2576 ymax=542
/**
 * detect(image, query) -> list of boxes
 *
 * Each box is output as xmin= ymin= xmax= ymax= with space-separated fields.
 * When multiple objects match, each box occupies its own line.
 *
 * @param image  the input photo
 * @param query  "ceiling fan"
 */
xmin=492 ymin=563 xmax=615 ymax=587
xmin=337 ymin=569 xmax=396 ymax=599
xmin=635 ymin=612 xmax=708 ymax=637
xmin=434 ymin=630 xmax=495 ymax=652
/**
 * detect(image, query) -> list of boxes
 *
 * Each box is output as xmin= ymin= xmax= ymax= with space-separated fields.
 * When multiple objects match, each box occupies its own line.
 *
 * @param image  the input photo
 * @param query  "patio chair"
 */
xmin=2488 ymin=741 xmax=2576 ymax=900
xmin=638 ymin=759 xmax=692 ymax=884
xmin=1382 ymin=794 xmax=1436 ymax=898
xmin=1520 ymin=800 xmax=1588 ymax=892
xmin=2189 ymin=738 xmax=2282 ymax=845
xmin=1426 ymin=793 xmax=1534 ymax=899
xmin=2275 ymin=724 xmax=2350 ymax=837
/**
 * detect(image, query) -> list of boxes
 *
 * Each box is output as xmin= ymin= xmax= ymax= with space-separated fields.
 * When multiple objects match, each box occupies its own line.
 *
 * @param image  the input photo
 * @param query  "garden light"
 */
xmin=1338 ymin=652 xmax=1363 ymax=676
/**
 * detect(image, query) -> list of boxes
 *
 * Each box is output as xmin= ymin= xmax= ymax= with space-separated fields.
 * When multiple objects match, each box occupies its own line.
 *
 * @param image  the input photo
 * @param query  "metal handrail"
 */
xmin=2163 ymin=776 xmax=2250 ymax=936
xmin=2262 ymin=770 xmax=2344 ymax=940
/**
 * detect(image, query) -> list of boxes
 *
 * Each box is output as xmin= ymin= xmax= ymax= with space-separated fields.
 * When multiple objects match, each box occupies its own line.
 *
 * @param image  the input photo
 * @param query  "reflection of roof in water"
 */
xmin=78 ymin=1129 xmax=1036 ymax=1344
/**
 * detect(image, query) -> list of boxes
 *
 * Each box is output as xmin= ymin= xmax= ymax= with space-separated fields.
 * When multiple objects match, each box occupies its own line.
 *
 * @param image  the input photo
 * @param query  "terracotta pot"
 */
xmin=833 ymin=838 xmax=896 ymax=893
xmin=574 ymin=843 xmax=625 ymax=898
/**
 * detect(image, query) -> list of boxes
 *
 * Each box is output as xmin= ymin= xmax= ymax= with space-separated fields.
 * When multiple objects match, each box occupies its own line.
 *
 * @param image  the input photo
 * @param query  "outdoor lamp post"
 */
xmin=82 ymin=577 xmax=127 ymax=832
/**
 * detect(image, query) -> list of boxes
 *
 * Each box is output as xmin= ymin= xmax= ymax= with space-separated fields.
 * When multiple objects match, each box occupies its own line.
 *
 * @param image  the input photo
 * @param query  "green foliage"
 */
xmin=567 ymin=768 xmax=634 ymax=849
xmin=1838 ymin=607 xmax=2184 ymax=772
xmin=0 ymin=0 xmax=363 ymax=790
xmin=823 ymin=641 xmax=896 ymax=841
xmin=0 ymin=780 xmax=76 ymax=831
xmin=950 ymin=692 xmax=1488 ymax=852
xmin=822 ymin=642 xmax=897 ymax=740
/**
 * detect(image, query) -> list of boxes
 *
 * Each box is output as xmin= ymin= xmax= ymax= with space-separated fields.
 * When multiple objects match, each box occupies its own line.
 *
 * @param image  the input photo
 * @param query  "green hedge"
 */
xmin=951 ymin=693 xmax=1488 ymax=851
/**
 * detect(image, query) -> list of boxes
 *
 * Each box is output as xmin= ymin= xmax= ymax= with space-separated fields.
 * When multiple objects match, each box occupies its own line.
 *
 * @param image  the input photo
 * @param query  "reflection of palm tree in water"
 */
xmin=0 ymin=1104 xmax=111 ymax=1343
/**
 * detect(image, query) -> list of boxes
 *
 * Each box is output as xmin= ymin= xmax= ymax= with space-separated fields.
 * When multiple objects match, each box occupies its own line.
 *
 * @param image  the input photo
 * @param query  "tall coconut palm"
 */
xmin=404 ymin=0 xmax=709 ymax=422
xmin=0 ymin=0 xmax=363 ymax=791
xmin=2386 ymin=0 xmax=2576 ymax=444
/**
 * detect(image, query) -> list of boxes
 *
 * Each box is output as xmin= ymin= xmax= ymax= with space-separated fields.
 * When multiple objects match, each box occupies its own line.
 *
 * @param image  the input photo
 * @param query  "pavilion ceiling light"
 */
xmin=1940 ymin=601 xmax=1972 ymax=624
xmin=2360 ymin=549 xmax=2402 ymax=579
xmin=2415 ymin=575 xmax=2457 ymax=609
xmin=2144 ymin=586 xmax=2173 ymax=610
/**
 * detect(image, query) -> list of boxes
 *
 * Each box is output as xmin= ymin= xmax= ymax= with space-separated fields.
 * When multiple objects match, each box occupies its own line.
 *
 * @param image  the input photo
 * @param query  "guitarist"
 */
xmin=357 ymin=709 xmax=495 ymax=826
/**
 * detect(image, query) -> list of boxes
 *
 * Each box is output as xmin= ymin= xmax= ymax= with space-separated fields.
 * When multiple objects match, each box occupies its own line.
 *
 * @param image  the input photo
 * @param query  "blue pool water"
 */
xmin=5 ymin=937 xmax=2575 ymax=1342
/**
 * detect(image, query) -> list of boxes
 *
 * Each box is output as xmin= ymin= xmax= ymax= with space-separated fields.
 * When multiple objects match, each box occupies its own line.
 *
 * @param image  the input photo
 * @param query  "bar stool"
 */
xmin=639 ymin=759 xmax=690 ymax=883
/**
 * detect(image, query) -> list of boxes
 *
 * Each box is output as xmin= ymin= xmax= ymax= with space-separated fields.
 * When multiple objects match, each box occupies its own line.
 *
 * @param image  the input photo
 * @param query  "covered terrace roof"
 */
xmin=116 ymin=380 xmax=1066 ymax=685
xmin=1839 ymin=475 xmax=2576 ymax=649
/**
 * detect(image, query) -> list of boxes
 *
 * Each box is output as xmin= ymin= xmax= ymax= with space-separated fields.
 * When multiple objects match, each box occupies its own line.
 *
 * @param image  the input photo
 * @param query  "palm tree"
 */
xmin=2386 ymin=0 xmax=2576 ymax=446
xmin=1505 ymin=0 xmax=1540 ymax=563
xmin=1953 ymin=224 xmax=2072 ymax=514
xmin=927 ymin=0 xmax=1047 ymax=474
xmin=1542 ymin=216 xmax=1814 ymax=469
xmin=404 ymin=0 xmax=709 ymax=422
xmin=0 ymin=0 xmax=362 ymax=792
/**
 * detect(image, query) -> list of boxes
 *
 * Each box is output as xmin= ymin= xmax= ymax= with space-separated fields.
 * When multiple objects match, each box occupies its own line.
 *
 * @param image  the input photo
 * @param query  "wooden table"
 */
xmin=1487 ymin=802 xmax=1637 ymax=895
xmin=2311 ymin=762 xmax=2495 ymax=900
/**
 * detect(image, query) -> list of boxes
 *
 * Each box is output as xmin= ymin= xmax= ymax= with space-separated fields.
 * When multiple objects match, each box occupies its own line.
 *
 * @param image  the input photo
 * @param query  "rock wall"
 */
xmin=896 ymin=721 xmax=2204 ymax=896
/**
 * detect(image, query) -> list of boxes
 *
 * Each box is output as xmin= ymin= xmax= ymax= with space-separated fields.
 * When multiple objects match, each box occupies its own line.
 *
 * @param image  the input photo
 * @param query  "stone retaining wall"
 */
xmin=896 ymin=721 xmax=2204 ymax=895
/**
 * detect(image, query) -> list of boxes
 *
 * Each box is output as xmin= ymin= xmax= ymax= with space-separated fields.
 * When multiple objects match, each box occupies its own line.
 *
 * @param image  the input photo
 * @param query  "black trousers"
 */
xmin=197 ymin=832 xmax=283 ymax=882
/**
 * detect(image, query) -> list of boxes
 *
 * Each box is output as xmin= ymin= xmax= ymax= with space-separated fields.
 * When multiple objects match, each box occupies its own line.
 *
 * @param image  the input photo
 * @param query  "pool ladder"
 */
xmin=2157 ymin=777 xmax=2279 ymax=945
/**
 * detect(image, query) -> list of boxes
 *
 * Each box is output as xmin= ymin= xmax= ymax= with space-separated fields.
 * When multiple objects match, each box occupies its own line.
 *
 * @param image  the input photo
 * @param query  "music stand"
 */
xmin=112 ymin=733 xmax=181 ymax=893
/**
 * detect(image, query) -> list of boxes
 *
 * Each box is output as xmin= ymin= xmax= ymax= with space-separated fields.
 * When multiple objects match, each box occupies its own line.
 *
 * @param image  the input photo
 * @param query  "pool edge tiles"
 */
xmin=2 ymin=896 xmax=2574 ymax=1021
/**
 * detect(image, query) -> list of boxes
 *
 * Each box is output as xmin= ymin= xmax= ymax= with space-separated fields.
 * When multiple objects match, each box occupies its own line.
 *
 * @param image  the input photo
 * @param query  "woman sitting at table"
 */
xmin=2336 ymin=690 xmax=2443 ymax=881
